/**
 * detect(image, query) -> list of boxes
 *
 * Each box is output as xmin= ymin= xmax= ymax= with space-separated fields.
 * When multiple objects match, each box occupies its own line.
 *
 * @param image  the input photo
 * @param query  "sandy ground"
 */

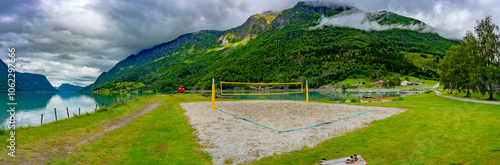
xmin=181 ymin=100 xmax=406 ymax=164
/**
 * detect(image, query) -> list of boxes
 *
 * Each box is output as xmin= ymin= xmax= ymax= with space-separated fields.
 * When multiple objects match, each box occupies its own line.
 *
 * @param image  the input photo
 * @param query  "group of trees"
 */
xmin=440 ymin=16 xmax=500 ymax=100
xmin=381 ymin=76 xmax=404 ymax=88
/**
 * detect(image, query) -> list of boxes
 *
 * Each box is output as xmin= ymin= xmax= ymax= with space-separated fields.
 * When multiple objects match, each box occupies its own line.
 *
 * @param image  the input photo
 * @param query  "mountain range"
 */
xmin=0 ymin=61 xmax=57 ymax=93
xmin=89 ymin=1 xmax=457 ymax=91
xmin=57 ymin=83 xmax=84 ymax=92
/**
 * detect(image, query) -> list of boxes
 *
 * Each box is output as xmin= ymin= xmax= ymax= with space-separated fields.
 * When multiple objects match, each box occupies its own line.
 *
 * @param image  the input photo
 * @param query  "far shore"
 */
xmin=181 ymin=87 xmax=430 ymax=94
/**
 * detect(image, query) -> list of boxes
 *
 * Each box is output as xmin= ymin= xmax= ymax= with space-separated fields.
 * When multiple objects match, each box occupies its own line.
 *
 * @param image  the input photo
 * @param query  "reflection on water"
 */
xmin=1 ymin=92 xmax=151 ymax=127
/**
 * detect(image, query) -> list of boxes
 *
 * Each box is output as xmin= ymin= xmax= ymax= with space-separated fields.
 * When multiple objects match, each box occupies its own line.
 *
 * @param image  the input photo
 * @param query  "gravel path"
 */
xmin=181 ymin=100 xmax=405 ymax=164
xmin=436 ymin=91 xmax=500 ymax=105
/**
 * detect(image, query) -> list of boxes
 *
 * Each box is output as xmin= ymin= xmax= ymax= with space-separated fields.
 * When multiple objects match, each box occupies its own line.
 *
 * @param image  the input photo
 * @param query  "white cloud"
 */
xmin=332 ymin=0 xmax=500 ymax=39
xmin=312 ymin=10 xmax=434 ymax=34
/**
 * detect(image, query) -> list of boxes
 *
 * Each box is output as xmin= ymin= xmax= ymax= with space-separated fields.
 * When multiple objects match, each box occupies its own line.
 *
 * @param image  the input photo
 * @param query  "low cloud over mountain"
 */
xmin=0 ymin=0 xmax=498 ymax=86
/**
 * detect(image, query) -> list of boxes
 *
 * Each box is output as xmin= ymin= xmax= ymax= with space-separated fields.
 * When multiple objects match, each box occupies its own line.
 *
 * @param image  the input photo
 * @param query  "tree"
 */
xmin=473 ymin=16 xmax=500 ymax=100
xmin=440 ymin=16 xmax=500 ymax=99
xmin=439 ymin=53 xmax=453 ymax=94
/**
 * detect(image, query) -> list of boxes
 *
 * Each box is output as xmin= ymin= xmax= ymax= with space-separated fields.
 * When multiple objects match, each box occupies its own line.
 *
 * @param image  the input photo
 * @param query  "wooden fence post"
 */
xmin=54 ymin=108 xmax=57 ymax=121
xmin=79 ymin=107 xmax=80 ymax=115
xmin=66 ymin=107 xmax=69 ymax=118
xmin=41 ymin=114 xmax=43 ymax=125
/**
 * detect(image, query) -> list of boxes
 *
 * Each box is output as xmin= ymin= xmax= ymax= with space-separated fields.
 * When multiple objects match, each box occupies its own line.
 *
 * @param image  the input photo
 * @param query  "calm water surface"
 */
xmin=1 ymin=92 xmax=151 ymax=127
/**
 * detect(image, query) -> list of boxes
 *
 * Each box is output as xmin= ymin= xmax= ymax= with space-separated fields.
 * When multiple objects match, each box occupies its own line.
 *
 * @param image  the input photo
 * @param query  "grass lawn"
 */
xmin=249 ymin=93 xmax=500 ymax=164
xmin=2 ymin=93 xmax=498 ymax=164
xmin=49 ymin=94 xmax=214 ymax=164
xmin=439 ymin=90 xmax=500 ymax=102
xmin=338 ymin=78 xmax=369 ymax=85
xmin=337 ymin=75 xmax=439 ymax=90
xmin=0 ymin=96 xmax=162 ymax=163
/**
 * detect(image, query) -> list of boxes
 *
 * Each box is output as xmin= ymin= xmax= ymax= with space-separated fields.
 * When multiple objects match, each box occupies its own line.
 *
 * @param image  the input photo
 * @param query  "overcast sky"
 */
xmin=1 ymin=0 xmax=499 ymax=87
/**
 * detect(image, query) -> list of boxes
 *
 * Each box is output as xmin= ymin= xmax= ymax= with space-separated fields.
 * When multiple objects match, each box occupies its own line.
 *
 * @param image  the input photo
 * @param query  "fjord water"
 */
xmin=1 ymin=92 xmax=150 ymax=127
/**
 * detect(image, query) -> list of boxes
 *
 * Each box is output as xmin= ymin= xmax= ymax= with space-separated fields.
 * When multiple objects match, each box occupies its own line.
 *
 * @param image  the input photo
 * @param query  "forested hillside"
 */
xmin=93 ymin=1 xmax=456 ymax=91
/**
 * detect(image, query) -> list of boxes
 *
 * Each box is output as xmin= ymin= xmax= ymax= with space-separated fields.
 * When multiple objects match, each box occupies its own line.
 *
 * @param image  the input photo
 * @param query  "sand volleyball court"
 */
xmin=181 ymin=100 xmax=405 ymax=164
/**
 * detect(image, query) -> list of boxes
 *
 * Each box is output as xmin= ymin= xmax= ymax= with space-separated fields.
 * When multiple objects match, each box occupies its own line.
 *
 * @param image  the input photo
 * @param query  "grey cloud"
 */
xmin=16 ymin=59 xmax=31 ymax=63
xmin=93 ymin=56 xmax=104 ymax=59
xmin=1 ymin=0 xmax=499 ymax=86
xmin=33 ymin=68 xmax=45 ymax=73
xmin=334 ymin=0 xmax=500 ymax=39
xmin=57 ymin=54 xmax=74 ymax=60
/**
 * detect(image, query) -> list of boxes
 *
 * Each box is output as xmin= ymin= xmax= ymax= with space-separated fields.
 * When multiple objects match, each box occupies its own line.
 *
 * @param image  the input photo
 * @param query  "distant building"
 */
xmin=401 ymin=80 xmax=409 ymax=86
xmin=376 ymin=80 xmax=383 ymax=87
xmin=414 ymin=81 xmax=422 ymax=85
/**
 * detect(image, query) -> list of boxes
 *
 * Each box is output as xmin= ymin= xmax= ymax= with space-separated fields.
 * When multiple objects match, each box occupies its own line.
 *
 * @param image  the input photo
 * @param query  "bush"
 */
xmin=97 ymin=107 xmax=109 ymax=112
xmin=396 ymin=97 xmax=404 ymax=101
xmin=224 ymin=158 xmax=234 ymax=164
xmin=257 ymin=97 xmax=267 ymax=100
xmin=350 ymin=98 xmax=359 ymax=103
xmin=0 ymin=126 xmax=7 ymax=135
xmin=318 ymin=97 xmax=330 ymax=102
xmin=339 ymin=98 xmax=346 ymax=103
xmin=365 ymin=84 xmax=376 ymax=88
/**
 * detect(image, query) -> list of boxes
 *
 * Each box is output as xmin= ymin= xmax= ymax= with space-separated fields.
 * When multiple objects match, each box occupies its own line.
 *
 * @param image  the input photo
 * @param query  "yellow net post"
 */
xmin=306 ymin=80 xmax=309 ymax=105
xmin=211 ymin=78 xmax=215 ymax=110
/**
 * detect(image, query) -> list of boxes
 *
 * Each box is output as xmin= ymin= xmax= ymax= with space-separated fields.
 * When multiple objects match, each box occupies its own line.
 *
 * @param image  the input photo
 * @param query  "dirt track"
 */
xmin=8 ymin=100 xmax=163 ymax=165
xmin=436 ymin=91 xmax=500 ymax=105
xmin=182 ymin=100 xmax=405 ymax=164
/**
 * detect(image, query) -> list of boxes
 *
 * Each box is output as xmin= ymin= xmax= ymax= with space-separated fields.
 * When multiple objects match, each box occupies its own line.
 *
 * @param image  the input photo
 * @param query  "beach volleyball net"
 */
xmin=219 ymin=81 xmax=303 ymax=95
xmin=210 ymin=80 xmax=309 ymax=110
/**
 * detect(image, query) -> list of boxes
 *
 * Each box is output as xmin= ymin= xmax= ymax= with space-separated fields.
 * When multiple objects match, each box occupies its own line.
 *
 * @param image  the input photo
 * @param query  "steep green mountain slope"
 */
xmin=0 ymin=61 xmax=57 ymax=92
xmin=93 ymin=1 xmax=456 ymax=91
xmin=77 ymin=83 xmax=94 ymax=92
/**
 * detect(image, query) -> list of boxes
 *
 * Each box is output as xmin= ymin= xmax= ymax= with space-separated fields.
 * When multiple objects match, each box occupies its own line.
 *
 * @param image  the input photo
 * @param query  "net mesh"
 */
xmin=220 ymin=81 xmax=303 ymax=95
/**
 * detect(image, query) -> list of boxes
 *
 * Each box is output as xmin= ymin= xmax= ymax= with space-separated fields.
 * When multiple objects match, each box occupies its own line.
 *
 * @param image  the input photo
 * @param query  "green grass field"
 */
xmin=0 ymin=96 xmax=162 ymax=164
xmin=1 ymin=93 xmax=498 ymax=164
xmin=337 ymin=75 xmax=439 ymax=89
xmin=49 ymin=95 xmax=214 ymax=164
xmin=250 ymin=93 xmax=500 ymax=164
xmin=439 ymin=90 xmax=500 ymax=102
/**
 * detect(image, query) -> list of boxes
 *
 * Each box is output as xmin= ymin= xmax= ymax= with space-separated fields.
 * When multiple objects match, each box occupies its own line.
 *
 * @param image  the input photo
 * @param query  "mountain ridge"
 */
xmin=91 ymin=1 xmax=456 ymax=91
xmin=0 ymin=61 xmax=57 ymax=93
xmin=57 ymin=83 xmax=84 ymax=92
